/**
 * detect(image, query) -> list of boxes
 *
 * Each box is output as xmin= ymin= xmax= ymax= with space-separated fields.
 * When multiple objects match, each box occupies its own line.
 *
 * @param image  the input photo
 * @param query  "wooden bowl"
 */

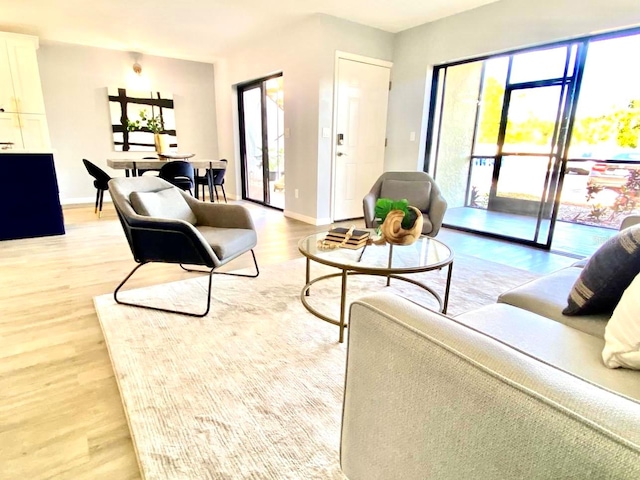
xmin=379 ymin=206 xmax=423 ymax=245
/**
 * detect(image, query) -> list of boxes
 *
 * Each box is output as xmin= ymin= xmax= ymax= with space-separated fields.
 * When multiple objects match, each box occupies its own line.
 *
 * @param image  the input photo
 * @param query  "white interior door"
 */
xmin=333 ymin=57 xmax=390 ymax=221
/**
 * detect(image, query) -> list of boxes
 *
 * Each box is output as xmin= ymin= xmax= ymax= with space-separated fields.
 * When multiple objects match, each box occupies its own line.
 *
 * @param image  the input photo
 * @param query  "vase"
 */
xmin=379 ymin=206 xmax=424 ymax=245
xmin=154 ymin=133 xmax=169 ymax=154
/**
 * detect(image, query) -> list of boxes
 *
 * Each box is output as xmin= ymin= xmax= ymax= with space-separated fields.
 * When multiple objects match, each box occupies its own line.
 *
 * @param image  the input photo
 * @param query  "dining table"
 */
xmin=107 ymin=156 xmax=227 ymax=201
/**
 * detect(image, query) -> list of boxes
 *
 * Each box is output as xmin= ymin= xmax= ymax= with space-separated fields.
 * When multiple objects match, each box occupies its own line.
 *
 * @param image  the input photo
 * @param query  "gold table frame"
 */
xmin=298 ymin=233 xmax=454 ymax=343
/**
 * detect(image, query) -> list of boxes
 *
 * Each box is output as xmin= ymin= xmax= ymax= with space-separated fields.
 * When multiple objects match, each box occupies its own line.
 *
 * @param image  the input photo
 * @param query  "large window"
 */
xmin=427 ymin=29 xmax=640 ymax=255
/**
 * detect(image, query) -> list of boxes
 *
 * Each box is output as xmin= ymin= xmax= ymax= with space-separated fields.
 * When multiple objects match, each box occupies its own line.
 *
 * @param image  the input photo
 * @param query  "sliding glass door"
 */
xmin=238 ymin=74 xmax=284 ymax=209
xmin=427 ymin=28 xmax=640 ymax=255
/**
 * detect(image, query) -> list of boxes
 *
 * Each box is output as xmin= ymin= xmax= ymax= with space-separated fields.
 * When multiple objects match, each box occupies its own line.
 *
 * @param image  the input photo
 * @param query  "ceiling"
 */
xmin=0 ymin=0 xmax=498 ymax=63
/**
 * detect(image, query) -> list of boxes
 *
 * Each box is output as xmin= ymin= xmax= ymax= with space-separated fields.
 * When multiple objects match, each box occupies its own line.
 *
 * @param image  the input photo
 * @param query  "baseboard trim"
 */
xmin=284 ymin=210 xmax=331 ymax=226
xmin=61 ymin=195 xmax=112 ymax=206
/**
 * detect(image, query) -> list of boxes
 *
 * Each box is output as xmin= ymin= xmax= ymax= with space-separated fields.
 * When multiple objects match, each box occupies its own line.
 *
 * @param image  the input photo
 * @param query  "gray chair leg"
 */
xmin=114 ymin=262 xmax=216 ymax=317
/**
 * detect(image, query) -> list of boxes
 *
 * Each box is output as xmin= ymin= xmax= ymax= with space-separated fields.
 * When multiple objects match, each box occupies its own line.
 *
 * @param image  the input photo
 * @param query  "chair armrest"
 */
xmin=341 ymin=293 xmax=640 ymax=480
xmin=426 ymin=191 xmax=447 ymax=236
xmin=620 ymin=214 xmax=640 ymax=231
xmin=183 ymin=196 xmax=256 ymax=230
xmin=362 ymin=192 xmax=377 ymax=228
xmin=125 ymin=215 xmax=218 ymax=267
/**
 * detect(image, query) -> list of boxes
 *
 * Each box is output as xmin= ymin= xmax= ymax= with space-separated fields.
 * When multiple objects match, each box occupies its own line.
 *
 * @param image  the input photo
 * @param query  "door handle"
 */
xmin=337 ymin=152 xmax=347 ymax=157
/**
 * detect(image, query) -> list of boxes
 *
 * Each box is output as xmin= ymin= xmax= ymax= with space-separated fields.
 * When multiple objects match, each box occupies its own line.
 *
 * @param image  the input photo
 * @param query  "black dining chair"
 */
xmin=159 ymin=160 xmax=195 ymax=195
xmin=194 ymin=169 xmax=211 ymax=201
xmin=194 ymin=159 xmax=228 ymax=202
xmin=82 ymin=159 xmax=111 ymax=217
xmin=211 ymin=159 xmax=228 ymax=203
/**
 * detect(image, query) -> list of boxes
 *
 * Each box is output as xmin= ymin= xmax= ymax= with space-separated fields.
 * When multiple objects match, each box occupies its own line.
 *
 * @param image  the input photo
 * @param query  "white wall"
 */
xmin=386 ymin=0 xmax=640 ymax=172
xmin=215 ymin=14 xmax=393 ymax=224
xmin=37 ymin=42 xmax=218 ymax=203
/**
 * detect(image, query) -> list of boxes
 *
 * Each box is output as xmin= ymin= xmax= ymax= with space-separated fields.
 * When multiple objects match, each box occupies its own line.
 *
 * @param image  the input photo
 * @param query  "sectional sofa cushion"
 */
xmin=129 ymin=187 xmax=197 ymax=225
xmin=456 ymin=303 xmax=640 ymax=400
xmin=497 ymin=267 xmax=609 ymax=338
xmin=602 ymin=273 xmax=640 ymax=370
xmin=380 ymin=179 xmax=432 ymax=212
xmin=563 ymin=225 xmax=640 ymax=316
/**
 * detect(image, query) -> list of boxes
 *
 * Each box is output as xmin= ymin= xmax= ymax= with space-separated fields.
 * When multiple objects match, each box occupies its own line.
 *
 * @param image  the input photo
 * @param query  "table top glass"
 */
xmin=298 ymin=230 xmax=453 ymax=274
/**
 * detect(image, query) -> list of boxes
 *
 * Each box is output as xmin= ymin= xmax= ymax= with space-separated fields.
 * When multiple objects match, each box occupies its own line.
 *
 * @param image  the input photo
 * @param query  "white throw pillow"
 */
xmin=602 ymin=273 xmax=640 ymax=369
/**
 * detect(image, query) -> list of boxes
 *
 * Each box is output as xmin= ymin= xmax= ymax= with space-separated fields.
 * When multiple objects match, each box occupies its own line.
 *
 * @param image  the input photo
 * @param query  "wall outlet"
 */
xmin=409 ymin=131 xmax=416 ymax=142
xmin=284 ymin=128 xmax=291 ymax=138
xmin=295 ymin=189 xmax=299 ymax=199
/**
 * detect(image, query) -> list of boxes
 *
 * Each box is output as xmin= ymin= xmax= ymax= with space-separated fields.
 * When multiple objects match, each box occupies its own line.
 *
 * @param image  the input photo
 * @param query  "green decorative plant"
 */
xmin=374 ymin=198 xmax=418 ymax=230
xmin=126 ymin=109 xmax=164 ymax=134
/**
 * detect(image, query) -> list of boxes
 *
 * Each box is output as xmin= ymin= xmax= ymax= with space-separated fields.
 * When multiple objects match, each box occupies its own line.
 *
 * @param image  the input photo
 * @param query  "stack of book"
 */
xmin=323 ymin=227 xmax=370 ymax=250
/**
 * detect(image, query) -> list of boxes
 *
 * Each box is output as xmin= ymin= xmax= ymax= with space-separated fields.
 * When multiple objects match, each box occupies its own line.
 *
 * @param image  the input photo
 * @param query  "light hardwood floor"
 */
xmin=0 ymin=201 xmax=575 ymax=479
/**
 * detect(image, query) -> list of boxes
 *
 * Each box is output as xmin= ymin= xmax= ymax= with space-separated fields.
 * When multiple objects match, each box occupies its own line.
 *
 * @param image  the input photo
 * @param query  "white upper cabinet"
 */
xmin=0 ymin=43 xmax=15 ymax=113
xmin=5 ymin=37 xmax=46 ymax=114
xmin=0 ymin=32 xmax=50 ymax=150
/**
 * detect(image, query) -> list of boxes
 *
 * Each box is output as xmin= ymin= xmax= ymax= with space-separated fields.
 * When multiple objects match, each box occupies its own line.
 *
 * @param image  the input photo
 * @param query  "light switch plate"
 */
xmin=409 ymin=131 xmax=416 ymax=142
xmin=285 ymin=128 xmax=291 ymax=138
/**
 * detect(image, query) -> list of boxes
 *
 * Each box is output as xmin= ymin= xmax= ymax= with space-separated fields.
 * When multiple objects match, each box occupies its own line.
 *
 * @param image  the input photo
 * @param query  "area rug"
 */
xmin=93 ymin=253 xmax=538 ymax=479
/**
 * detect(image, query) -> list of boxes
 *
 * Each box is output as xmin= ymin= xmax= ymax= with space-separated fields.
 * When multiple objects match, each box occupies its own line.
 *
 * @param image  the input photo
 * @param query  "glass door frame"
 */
xmin=424 ymin=35 xmax=610 ymax=249
xmin=485 ymin=44 xmax=587 ymax=247
xmin=237 ymin=72 xmax=283 ymax=209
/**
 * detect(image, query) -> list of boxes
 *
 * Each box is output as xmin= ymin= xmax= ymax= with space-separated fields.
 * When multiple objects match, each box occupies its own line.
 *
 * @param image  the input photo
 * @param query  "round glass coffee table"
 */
xmin=298 ymin=232 xmax=454 ymax=343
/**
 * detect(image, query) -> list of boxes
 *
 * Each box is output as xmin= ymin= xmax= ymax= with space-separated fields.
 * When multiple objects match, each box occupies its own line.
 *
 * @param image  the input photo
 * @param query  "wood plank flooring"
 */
xmin=0 ymin=201 xmax=575 ymax=479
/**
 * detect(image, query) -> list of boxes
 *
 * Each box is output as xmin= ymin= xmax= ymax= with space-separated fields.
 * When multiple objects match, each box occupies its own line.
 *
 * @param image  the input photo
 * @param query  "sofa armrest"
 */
xmin=621 ymin=214 xmax=640 ymax=231
xmin=341 ymin=293 xmax=640 ymax=480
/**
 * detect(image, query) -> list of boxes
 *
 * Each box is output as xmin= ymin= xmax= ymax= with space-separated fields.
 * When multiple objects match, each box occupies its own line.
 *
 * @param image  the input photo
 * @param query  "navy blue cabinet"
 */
xmin=0 ymin=152 xmax=65 ymax=240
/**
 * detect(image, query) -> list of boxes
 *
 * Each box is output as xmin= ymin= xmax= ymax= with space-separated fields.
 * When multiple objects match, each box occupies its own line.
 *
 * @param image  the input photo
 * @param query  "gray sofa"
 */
xmin=340 ymin=217 xmax=640 ymax=479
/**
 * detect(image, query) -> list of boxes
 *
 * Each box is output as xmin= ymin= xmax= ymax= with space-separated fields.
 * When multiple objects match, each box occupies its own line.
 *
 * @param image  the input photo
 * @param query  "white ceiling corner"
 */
xmin=0 ymin=0 xmax=499 ymax=63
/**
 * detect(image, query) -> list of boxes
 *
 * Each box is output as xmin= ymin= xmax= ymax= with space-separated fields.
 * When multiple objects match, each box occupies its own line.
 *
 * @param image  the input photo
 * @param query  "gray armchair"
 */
xmin=363 ymin=172 xmax=447 ymax=237
xmin=109 ymin=176 xmax=259 ymax=317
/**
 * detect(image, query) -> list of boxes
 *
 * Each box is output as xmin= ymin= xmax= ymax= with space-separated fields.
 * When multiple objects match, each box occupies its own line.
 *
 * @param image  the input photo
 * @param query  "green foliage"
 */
xmin=614 ymin=100 xmax=640 ymax=149
xmin=585 ymin=184 xmax=603 ymax=203
xmin=126 ymin=109 xmax=164 ymax=134
xmin=477 ymin=77 xmax=504 ymax=144
xmin=374 ymin=198 xmax=418 ymax=229
xmin=613 ymin=169 xmax=640 ymax=213
xmin=477 ymin=76 xmax=640 ymax=150
xmin=587 ymin=204 xmax=607 ymax=221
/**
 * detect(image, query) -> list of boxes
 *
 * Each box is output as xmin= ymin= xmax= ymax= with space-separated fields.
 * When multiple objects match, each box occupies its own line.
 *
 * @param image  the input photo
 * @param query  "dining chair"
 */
xmin=194 ymin=169 xmax=211 ymax=201
xmin=211 ymin=159 xmax=228 ymax=203
xmin=159 ymin=160 xmax=195 ymax=195
xmin=195 ymin=159 xmax=228 ymax=202
xmin=82 ymin=158 xmax=111 ymax=217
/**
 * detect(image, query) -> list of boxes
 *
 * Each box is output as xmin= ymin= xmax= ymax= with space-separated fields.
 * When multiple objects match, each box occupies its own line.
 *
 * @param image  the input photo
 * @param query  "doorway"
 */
xmin=332 ymin=55 xmax=391 ymax=221
xmin=238 ymin=74 xmax=285 ymax=209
